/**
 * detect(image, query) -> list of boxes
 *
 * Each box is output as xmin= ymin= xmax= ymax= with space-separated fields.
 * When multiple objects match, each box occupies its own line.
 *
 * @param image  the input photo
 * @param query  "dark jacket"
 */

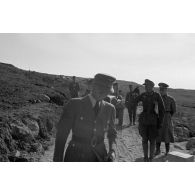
xmin=53 ymin=95 xmax=117 ymax=162
xmin=135 ymin=91 xmax=165 ymax=127
xmin=125 ymin=90 xmax=140 ymax=109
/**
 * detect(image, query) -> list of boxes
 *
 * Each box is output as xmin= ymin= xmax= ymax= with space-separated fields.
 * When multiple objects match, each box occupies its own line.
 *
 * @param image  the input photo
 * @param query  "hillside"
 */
xmin=0 ymin=62 xmax=195 ymax=161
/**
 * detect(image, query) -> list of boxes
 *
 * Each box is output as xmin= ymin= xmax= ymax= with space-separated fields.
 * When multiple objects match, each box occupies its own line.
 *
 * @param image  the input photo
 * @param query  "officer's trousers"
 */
xmin=128 ymin=107 xmax=137 ymax=124
xmin=156 ymin=142 xmax=170 ymax=154
xmin=141 ymin=125 xmax=158 ymax=160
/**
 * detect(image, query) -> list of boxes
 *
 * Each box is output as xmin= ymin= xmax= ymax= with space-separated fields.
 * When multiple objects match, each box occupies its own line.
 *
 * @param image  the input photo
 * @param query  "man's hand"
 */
xmin=107 ymin=151 xmax=116 ymax=162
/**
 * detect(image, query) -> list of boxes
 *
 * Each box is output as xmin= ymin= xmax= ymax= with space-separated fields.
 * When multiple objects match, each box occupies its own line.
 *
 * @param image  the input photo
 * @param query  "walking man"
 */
xmin=116 ymin=90 xmax=125 ymax=129
xmin=135 ymin=79 xmax=165 ymax=162
xmin=53 ymin=73 xmax=117 ymax=162
xmin=155 ymin=83 xmax=176 ymax=156
xmin=69 ymin=76 xmax=80 ymax=98
xmin=125 ymin=85 xmax=139 ymax=125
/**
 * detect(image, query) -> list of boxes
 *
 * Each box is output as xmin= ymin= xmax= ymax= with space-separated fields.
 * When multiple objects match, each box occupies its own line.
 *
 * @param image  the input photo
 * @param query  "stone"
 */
xmin=37 ymin=119 xmax=48 ymax=138
xmin=190 ymin=149 xmax=195 ymax=155
xmin=46 ymin=118 xmax=53 ymax=132
xmin=29 ymin=143 xmax=44 ymax=154
xmin=10 ymin=121 xmax=34 ymax=141
xmin=49 ymin=93 xmax=65 ymax=106
xmin=22 ymin=118 xmax=39 ymax=137
xmin=38 ymin=94 xmax=50 ymax=102
xmin=167 ymin=151 xmax=194 ymax=162
xmin=174 ymin=125 xmax=190 ymax=142
xmin=186 ymin=137 xmax=195 ymax=150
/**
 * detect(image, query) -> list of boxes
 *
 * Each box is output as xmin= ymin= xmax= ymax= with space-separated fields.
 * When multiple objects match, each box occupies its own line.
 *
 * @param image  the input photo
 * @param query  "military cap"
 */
xmin=93 ymin=73 xmax=116 ymax=93
xmin=143 ymin=79 xmax=155 ymax=87
xmin=158 ymin=82 xmax=169 ymax=88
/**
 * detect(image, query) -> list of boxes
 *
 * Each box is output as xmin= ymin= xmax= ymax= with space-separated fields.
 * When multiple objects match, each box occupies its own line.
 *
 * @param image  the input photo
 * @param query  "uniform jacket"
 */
xmin=125 ymin=91 xmax=139 ymax=109
xmin=156 ymin=95 xmax=176 ymax=143
xmin=53 ymin=95 xmax=117 ymax=162
xmin=136 ymin=91 xmax=165 ymax=127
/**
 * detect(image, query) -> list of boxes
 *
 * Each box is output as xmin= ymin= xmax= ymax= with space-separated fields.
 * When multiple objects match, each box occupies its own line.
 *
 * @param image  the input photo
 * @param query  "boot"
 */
xmin=155 ymin=142 xmax=161 ymax=156
xmin=142 ymin=139 xmax=148 ymax=162
xmin=165 ymin=143 xmax=170 ymax=155
xmin=144 ymin=157 xmax=149 ymax=162
xmin=150 ymin=139 xmax=155 ymax=160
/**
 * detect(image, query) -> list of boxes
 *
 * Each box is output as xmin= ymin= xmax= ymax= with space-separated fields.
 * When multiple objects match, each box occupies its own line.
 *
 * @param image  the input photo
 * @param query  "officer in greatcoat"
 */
xmin=53 ymin=73 xmax=117 ymax=162
xmin=135 ymin=79 xmax=165 ymax=162
xmin=155 ymin=83 xmax=176 ymax=156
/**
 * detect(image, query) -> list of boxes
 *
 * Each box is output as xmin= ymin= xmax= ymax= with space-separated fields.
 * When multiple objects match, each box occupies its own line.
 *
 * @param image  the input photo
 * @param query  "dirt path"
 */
xmin=39 ymin=108 xmax=186 ymax=162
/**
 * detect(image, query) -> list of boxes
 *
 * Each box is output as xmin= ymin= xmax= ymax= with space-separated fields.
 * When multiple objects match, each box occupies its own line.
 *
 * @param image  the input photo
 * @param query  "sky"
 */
xmin=0 ymin=33 xmax=195 ymax=89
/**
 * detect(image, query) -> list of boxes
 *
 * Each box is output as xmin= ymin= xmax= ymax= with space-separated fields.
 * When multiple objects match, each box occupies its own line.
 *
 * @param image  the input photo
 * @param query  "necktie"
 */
xmin=94 ymin=101 xmax=100 ymax=117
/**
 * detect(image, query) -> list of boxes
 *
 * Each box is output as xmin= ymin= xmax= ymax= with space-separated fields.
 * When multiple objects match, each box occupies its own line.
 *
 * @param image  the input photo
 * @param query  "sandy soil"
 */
xmin=40 ymin=108 xmax=191 ymax=162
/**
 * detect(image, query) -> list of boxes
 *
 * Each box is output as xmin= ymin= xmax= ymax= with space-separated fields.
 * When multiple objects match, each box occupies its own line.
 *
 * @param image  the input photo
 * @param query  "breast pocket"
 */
xmin=74 ymin=115 xmax=94 ymax=131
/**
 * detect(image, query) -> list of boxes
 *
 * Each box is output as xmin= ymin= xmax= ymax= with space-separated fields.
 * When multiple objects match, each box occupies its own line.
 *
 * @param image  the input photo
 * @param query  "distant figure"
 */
xmin=112 ymin=82 xmax=119 ymax=97
xmin=69 ymin=76 xmax=80 ymax=98
xmin=125 ymin=85 xmax=140 ymax=125
xmin=135 ymin=79 xmax=165 ymax=162
xmin=83 ymin=78 xmax=93 ymax=96
xmin=111 ymin=83 xmax=125 ymax=129
xmin=116 ymin=90 xmax=125 ymax=129
xmin=53 ymin=73 xmax=117 ymax=162
xmin=155 ymin=83 xmax=176 ymax=156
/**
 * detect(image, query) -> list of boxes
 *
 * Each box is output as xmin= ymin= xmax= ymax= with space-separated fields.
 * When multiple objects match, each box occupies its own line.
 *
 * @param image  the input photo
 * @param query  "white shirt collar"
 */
xmin=88 ymin=94 xmax=97 ymax=107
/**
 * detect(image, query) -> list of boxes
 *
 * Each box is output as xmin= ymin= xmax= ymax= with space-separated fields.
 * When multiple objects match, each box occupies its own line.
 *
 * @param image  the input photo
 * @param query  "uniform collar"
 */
xmin=88 ymin=94 xmax=98 ymax=107
xmin=146 ymin=91 xmax=154 ymax=96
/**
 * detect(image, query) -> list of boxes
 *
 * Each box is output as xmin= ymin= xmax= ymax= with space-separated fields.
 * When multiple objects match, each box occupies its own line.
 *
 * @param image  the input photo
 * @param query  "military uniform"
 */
xmin=136 ymin=80 xmax=165 ymax=161
xmin=53 ymin=74 xmax=117 ymax=162
xmin=125 ymin=87 xmax=140 ymax=125
xmin=156 ymin=83 xmax=176 ymax=155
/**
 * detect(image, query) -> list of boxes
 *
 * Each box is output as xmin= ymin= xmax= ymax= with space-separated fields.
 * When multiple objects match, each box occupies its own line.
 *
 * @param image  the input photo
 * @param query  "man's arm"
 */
xmin=134 ymin=93 xmax=142 ymax=107
xmin=170 ymin=98 xmax=176 ymax=116
xmin=157 ymin=93 xmax=165 ymax=126
xmin=53 ymin=100 xmax=75 ymax=162
xmin=125 ymin=93 xmax=129 ymax=107
xmin=107 ymin=106 xmax=117 ymax=154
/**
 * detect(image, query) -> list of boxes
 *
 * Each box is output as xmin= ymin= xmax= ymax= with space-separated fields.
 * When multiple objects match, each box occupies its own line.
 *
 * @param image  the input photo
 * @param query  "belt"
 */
xmin=72 ymin=135 xmax=104 ymax=146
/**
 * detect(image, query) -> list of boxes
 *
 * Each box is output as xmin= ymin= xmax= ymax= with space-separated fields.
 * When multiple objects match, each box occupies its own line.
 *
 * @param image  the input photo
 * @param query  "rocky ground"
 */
xmin=1 ymin=62 xmax=195 ymax=162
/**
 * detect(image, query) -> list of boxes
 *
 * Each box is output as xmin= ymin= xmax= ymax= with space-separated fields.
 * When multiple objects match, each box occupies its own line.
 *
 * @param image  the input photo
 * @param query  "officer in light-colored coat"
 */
xmin=155 ymin=83 xmax=176 ymax=156
xmin=53 ymin=73 xmax=117 ymax=162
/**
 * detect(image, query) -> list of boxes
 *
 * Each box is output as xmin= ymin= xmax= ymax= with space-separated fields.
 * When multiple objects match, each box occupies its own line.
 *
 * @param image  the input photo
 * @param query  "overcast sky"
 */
xmin=0 ymin=33 xmax=195 ymax=89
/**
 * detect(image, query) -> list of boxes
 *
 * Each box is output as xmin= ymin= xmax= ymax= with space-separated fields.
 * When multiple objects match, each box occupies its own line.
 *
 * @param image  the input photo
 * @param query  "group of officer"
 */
xmin=54 ymin=73 xmax=176 ymax=162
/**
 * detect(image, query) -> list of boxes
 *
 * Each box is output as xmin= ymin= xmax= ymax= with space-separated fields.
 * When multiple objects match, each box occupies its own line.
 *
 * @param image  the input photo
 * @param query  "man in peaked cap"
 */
xmin=53 ymin=73 xmax=117 ymax=162
xmin=135 ymin=79 xmax=165 ymax=162
xmin=155 ymin=83 xmax=176 ymax=156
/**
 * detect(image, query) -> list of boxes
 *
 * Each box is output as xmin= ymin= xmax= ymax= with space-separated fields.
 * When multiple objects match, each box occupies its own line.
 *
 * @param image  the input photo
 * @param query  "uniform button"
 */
xmin=80 ymin=117 xmax=83 ymax=120
xmin=94 ymin=120 xmax=96 ymax=123
xmin=94 ymin=128 xmax=96 ymax=132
